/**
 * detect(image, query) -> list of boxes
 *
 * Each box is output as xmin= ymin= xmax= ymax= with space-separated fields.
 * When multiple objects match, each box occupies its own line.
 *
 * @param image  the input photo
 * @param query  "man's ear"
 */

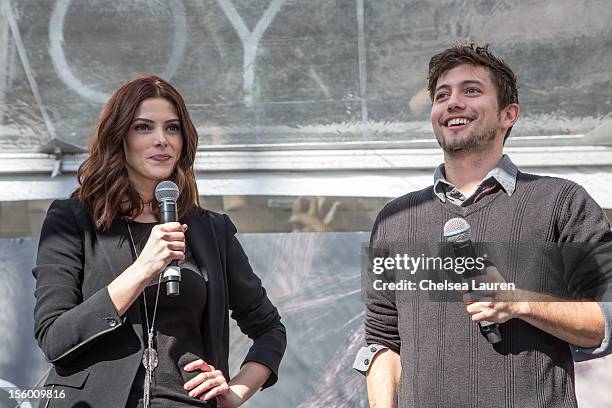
xmin=501 ymin=103 xmax=520 ymax=130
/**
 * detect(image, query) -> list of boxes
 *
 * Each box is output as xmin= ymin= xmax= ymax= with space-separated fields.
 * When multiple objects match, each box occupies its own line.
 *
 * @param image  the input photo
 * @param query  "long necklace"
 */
xmin=126 ymin=221 xmax=162 ymax=408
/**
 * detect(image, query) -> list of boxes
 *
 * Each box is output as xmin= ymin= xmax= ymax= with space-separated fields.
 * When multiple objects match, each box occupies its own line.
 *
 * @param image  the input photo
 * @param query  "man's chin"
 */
xmin=435 ymin=128 xmax=498 ymax=154
xmin=436 ymin=134 xmax=472 ymax=153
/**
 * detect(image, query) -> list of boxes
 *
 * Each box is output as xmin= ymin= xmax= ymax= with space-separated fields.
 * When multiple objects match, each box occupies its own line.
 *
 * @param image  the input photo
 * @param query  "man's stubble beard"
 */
xmin=435 ymin=120 xmax=500 ymax=155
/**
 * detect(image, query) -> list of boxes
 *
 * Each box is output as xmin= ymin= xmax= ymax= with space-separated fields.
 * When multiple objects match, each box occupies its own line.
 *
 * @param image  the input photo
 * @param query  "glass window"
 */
xmin=2 ymin=1 xmax=611 ymax=152
xmin=0 ymin=196 xmax=392 ymax=237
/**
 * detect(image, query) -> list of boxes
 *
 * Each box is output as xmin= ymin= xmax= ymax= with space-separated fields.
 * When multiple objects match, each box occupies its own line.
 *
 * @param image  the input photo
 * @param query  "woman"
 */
xmin=33 ymin=76 xmax=286 ymax=408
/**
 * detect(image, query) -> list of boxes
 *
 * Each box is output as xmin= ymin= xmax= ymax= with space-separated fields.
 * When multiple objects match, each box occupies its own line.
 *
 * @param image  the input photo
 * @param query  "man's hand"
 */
xmin=466 ymin=298 xmax=526 ymax=324
xmin=463 ymin=261 xmax=525 ymax=324
xmin=464 ymin=289 xmax=604 ymax=348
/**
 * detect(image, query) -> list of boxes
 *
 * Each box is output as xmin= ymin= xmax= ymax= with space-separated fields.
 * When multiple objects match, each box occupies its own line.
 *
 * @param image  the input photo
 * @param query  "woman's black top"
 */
xmin=125 ymin=221 xmax=214 ymax=407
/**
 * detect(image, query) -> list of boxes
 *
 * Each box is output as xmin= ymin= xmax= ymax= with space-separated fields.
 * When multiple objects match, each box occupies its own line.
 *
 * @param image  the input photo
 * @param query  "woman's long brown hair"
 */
xmin=72 ymin=75 xmax=200 ymax=230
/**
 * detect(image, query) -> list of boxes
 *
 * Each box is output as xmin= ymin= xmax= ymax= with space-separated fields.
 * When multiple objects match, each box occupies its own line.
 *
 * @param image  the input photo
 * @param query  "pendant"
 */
xmin=143 ymin=347 xmax=159 ymax=371
xmin=142 ymin=347 xmax=158 ymax=408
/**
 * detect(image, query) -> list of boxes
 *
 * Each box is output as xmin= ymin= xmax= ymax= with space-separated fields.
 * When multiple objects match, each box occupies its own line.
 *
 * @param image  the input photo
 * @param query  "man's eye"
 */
xmin=466 ymin=88 xmax=480 ymax=94
xmin=134 ymin=124 xmax=150 ymax=131
xmin=435 ymin=92 xmax=448 ymax=101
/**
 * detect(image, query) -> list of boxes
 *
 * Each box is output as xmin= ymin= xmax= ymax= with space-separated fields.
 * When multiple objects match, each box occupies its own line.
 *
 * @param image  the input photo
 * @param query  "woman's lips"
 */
xmin=149 ymin=154 xmax=172 ymax=161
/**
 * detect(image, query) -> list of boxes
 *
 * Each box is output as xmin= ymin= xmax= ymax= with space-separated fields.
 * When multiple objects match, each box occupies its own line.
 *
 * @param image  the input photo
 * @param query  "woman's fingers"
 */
xmin=168 ymin=250 xmax=186 ymax=262
xmin=157 ymin=222 xmax=184 ymax=232
xmin=134 ymin=222 xmax=191 ymax=281
xmin=153 ymin=231 xmax=185 ymax=243
xmin=186 ymin=371 xmax=227 ymax=399
xmin=183 ymin=361 xmax=228 ymax=400
xmin=184 ymin=370 xmax=216 ymax=391
xmin=184 ymin=359 xmax=212 ymax=372
xmin=201 ymin=380 xmax=229 ymax=401
xmin=167 ymin=241 xmax=186 ymax=251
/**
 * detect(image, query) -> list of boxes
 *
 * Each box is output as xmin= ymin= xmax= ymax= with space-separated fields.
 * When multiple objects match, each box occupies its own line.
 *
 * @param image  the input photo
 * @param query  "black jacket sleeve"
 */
xmin=32 ymin=199 xmax=123 ymax=363
xmin=222 ymin=214 xmax=287 ymax=389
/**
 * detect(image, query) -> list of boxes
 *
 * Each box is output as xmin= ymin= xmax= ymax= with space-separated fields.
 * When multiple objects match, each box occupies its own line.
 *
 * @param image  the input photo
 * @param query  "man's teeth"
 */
xmin=447 ymin=118 xmax=470 ymax=127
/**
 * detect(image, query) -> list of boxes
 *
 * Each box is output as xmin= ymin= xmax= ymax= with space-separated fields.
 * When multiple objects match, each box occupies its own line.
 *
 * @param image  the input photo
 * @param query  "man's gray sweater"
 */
xmin=365 ymin=172 xmax=612 ymax=408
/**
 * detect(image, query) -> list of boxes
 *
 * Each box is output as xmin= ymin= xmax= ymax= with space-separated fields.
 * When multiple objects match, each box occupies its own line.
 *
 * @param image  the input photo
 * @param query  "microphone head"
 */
xmin=155 ymin=180 xmax=180 ymax=202
xmin=443 ymin=217 xmax=471 ymax=242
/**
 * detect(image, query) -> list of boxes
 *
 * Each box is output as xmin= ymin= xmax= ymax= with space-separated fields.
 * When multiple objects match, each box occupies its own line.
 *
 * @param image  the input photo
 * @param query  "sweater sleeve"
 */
xmin=558 ymin=185 xmax=612 ymax=359
xmin=363 ymin=207 xmax=401 ymax=353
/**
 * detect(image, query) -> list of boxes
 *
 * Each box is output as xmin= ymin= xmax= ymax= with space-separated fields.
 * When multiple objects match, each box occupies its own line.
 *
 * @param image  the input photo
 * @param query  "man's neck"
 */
xmin=443 ymin=148 xmax=503 ymax=198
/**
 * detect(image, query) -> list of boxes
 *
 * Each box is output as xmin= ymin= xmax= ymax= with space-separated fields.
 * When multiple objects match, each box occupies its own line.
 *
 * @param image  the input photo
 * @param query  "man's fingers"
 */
xmin=466 ymin=301 xmax=494 ymax=314
xmin=471 ymin=312 xmax=482 ymax=322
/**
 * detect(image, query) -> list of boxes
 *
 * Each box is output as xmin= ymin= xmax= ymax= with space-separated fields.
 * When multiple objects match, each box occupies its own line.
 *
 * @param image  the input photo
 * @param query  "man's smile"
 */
xmin=444 ymin=116 xmax=474 ymax=129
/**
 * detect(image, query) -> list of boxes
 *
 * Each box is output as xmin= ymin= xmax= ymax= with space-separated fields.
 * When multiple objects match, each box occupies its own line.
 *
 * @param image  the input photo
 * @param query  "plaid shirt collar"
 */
xmin=433 ymin=154 xmax=518 ymax=206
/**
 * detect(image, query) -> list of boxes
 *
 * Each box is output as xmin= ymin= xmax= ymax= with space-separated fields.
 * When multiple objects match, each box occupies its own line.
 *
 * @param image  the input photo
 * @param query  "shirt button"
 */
xmin=105 ymin=317 xmax=118 ymax=327
xmin=364 ymin=359 xmax=370 ymax=366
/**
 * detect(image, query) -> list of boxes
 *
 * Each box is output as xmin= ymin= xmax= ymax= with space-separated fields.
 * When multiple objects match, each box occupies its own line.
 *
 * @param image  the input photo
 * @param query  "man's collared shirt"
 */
xmin=433 ymin=154 xmax=518 ymax=206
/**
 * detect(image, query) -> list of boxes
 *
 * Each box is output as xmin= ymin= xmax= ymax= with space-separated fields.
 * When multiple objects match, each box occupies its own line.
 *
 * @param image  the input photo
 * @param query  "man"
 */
xmin=353 ymin=43 xmax=612 ymax=407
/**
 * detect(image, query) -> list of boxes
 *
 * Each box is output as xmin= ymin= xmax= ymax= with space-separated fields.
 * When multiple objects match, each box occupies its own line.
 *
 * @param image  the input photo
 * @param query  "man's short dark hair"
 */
xmin=427 ymin=43 xmax=519 ymax=141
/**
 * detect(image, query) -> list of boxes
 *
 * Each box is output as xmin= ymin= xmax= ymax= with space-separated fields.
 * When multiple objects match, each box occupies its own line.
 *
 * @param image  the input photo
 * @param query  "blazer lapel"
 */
xmin=95 ymin=218 xmax=144 ymax=345
xmin=185 ymin=209 xmax=226 ymax=364
xmin=96 ymin=218 xmax=134 ymax=281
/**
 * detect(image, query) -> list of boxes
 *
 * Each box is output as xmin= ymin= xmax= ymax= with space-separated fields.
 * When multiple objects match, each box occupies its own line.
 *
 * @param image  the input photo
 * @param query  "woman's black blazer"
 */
xmin=33 ymin=198 xmax=286 ymax=407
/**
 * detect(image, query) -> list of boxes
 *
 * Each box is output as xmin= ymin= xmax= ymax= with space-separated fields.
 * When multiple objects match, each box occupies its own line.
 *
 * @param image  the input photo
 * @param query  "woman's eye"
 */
xmin=134 ymin=123 xmax=150 ymax=131
xmin=167 ymin=124 xmax=181 ymax=133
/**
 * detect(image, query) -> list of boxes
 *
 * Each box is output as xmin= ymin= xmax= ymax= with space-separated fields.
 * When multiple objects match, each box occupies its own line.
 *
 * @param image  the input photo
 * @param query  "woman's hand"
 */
xmin=108 ymin=222 xmax=188 ymax=315
xmin=133 ymin=222 xmax=187 ymax=281
xmin=183 ymin=359 xmax=234 ymax=404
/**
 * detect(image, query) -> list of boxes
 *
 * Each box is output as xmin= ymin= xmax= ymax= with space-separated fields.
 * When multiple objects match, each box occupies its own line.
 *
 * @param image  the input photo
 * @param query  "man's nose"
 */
xmin=446 ymin=92 xmax=465 ymax=111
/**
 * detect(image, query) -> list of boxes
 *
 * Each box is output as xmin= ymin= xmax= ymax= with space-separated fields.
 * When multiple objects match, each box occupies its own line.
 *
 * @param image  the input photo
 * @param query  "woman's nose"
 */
xmin=154 ymin=129 xmax=169 ymax=146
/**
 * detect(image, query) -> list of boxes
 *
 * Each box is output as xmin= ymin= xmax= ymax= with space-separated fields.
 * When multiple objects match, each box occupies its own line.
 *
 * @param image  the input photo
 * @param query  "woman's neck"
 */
xmin=128 ymin=202 xmax=158 ymax=223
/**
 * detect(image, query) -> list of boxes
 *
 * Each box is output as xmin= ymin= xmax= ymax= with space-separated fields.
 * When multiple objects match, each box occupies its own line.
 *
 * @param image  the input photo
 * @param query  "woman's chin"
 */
xmin=135 ymin=172 xmax=172 ymax=186
xmin=144 ymin=166 xmax=174 ymax=181
xmin=152 ymin=173 xmax=173 ymax=182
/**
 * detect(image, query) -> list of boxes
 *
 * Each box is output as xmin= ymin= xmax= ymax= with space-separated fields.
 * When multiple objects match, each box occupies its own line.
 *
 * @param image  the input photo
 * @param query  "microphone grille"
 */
xmin=155 ymin=180 xmax=180 ymax=202
xmin=443 ymin=217 xmax=471 ymax=242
